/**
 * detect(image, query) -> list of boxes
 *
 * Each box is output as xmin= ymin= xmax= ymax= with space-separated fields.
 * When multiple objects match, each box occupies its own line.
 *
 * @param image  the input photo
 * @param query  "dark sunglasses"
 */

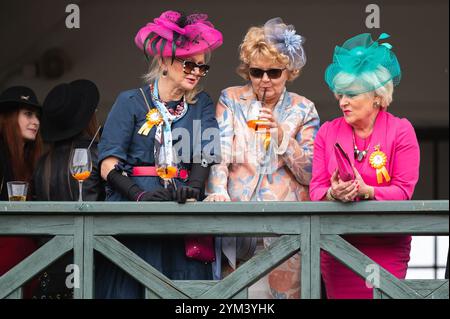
xmin=176 ymin=58 xmax=210 ymax=77
xmin=249 ymin=67 xmax=286 ymax=79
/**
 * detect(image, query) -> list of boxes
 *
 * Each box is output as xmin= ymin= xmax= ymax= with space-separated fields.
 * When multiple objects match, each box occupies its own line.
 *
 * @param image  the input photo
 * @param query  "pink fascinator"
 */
xmin=135 ymin=11 xmax=223 ymax=61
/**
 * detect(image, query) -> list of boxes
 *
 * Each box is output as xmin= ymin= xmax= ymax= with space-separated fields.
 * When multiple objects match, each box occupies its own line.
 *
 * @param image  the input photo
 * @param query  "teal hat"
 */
xmin=324 ymin=33 xmax=401 ymax=96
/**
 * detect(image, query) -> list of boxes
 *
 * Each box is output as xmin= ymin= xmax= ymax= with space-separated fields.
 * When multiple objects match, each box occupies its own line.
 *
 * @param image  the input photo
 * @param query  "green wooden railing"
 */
xmin=0 ymin=200 xmax=448 ymax=299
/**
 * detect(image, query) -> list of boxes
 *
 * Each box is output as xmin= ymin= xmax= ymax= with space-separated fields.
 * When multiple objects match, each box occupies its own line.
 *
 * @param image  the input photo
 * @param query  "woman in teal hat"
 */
xmin=310 ymin=33 xmax=420 ymax=298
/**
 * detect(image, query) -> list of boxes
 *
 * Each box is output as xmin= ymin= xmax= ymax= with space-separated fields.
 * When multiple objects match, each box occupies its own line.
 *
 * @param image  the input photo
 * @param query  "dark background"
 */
xmin=0 ymin=0 xmax=448 ymax=199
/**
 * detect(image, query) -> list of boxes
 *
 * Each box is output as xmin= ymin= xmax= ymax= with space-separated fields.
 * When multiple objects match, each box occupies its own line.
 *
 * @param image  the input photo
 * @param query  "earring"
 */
xmin=162 ymin=69 xmax=168 ymax=77
xmin=374 ymin=102 xmax=380 ymax=108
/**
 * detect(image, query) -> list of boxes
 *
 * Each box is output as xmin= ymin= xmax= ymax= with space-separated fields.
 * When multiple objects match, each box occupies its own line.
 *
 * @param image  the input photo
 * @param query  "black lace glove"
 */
xmin=176 ymin=186 xmax=201 ymax=204
xmin=176 ymin=163 xmax=210 ymax=203
xmin=138 ymin=188 xmax=174 ymax=201
xmin=107 ymin=169 xmax=174 ymax=201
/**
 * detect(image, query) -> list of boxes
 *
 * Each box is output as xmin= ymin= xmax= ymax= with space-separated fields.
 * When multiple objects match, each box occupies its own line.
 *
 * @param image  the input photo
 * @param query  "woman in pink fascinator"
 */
xmin=96 ymin=10 xmax=223 ymax=298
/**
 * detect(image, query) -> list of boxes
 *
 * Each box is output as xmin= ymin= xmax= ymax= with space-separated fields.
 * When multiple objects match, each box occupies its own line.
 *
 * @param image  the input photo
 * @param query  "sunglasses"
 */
xmin=249 ymin=68 xmax=286 ymax=79
xmin=176 ymin=58 xmax=210 ymax=77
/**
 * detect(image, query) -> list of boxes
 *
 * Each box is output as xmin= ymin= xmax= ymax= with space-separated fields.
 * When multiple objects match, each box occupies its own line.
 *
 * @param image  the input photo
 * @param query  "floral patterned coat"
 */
xmin=207 ymin=84 xmax=320 ymax=202
xmin=206 ymin=84 xmax=320 ymax=299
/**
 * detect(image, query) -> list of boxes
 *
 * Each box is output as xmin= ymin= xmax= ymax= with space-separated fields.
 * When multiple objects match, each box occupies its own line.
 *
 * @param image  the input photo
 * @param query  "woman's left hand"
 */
xmin=352 ymin=165 xmax=374 ymax=200
xmin=259 ymin=107 xmax=284 ymax=145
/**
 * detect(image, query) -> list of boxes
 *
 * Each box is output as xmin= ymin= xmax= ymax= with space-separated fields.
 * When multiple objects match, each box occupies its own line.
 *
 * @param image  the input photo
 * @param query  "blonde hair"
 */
xmin=333 ymin=65 xmax=394 ymax=109
xmin=236 ymin=26 xmax=301 ymax=82
xmin=142 ymin=53 xmax=211 ymax=104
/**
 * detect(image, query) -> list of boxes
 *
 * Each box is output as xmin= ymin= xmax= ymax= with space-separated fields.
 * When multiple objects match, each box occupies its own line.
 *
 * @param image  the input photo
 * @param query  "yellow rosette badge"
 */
xmin=369 ymin=145 xmax=391 ymax=184
xmin=138 ymin=109 xmax=162 ymax=136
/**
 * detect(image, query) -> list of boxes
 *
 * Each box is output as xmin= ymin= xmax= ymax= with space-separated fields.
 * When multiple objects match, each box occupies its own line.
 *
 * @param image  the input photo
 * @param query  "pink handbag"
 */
xmin=334 ymin=143 xmax=355 ymax=182
xmin=185 ymin=236 xmax=216 ymax=263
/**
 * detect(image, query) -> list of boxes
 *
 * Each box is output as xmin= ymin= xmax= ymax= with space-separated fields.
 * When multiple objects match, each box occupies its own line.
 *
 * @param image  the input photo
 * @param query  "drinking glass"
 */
xmin=247 ymin=100 xmax=271 ymax=150
xmin=246 ymin=100 xmax=270 ymax=131
xmin=69 ymin=148 xmax=92 ymax=202
xmin=7 ymin=181 xmax=28 ymax=201
xmin=154 ymin=142 xmax=178 ymax=189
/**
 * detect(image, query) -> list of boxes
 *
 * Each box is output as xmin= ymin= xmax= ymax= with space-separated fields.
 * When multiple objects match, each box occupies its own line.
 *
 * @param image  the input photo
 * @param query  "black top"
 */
xmin=0 ymin=139 xmax=14 ymax=200
xmin=32 ymin=135 xmax=105 ymax=201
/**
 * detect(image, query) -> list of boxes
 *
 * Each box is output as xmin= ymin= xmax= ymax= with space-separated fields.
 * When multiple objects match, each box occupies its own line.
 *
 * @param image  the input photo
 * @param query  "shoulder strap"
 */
xmin=139 ymin=88 xmax=152 ymax=112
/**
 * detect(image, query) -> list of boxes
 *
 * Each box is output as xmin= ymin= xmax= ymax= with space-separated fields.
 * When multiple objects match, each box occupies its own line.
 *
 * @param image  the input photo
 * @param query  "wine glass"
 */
xmin=154 ymin=141 xmax=178 ymax=189
xmin=69 ymin=148 xmax=92 ymax=202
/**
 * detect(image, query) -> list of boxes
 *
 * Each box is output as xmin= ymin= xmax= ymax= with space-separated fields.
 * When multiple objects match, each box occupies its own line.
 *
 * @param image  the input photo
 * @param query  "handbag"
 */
xmin=334 ymin=143 xmax=355 ymax=182
xmin=185 ymin=235 xmax=216 ymax=263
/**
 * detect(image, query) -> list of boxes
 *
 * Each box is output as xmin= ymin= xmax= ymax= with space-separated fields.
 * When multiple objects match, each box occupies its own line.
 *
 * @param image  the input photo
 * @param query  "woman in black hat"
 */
xmin=0 ymin=85 xmax=43 ymax=296
xmin=31 ymin=79 xmax=105 ymax=299
xmin=32 ymin=79 xmax=105 ymax=202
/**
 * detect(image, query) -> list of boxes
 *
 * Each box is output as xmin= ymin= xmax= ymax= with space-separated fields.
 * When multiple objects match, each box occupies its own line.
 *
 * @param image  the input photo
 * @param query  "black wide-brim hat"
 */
xmin=41 ymin=79 xmax=99 ymax=143
xmin=0 ymin=86 xmax=42 ymax=113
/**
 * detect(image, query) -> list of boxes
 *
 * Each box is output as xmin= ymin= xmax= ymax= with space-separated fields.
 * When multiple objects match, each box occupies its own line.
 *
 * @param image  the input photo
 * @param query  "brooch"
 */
xmin=138 ymin=109 xmax=163 ymax=136
xmin=369 ymin=144 xmax=391 ymax=184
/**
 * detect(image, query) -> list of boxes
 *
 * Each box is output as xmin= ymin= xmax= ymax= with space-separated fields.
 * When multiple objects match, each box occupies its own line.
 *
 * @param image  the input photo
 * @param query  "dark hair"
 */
xmin=0 ymin=108 xmax=43 ymax=182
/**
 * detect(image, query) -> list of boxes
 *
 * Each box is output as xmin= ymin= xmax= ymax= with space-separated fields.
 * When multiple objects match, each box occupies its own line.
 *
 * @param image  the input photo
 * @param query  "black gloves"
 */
xmin=176 ymin=186 xmax=201 ymax=204
xmin=176 ymin=163 xmax=211 ymax=203
xmin=107 ymin=163 xmax=210 ymax=203
xmin=107 ymin=170 xmax=173 ymax=201
xmin=138 ymin=188 xmax=174 ymax=201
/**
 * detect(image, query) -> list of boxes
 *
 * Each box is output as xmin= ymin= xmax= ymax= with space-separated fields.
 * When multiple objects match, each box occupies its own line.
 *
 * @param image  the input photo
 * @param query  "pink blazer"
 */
xmin=310 ymin=110 xmax=420 ymax=201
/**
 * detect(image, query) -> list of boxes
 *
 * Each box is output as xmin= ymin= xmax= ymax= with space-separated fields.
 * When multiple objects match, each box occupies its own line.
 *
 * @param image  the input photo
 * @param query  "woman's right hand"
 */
xmin=329 ymin=169 xmax=359 ymax=202
xmin=204 ymin=193 xmax=231 ymax=202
